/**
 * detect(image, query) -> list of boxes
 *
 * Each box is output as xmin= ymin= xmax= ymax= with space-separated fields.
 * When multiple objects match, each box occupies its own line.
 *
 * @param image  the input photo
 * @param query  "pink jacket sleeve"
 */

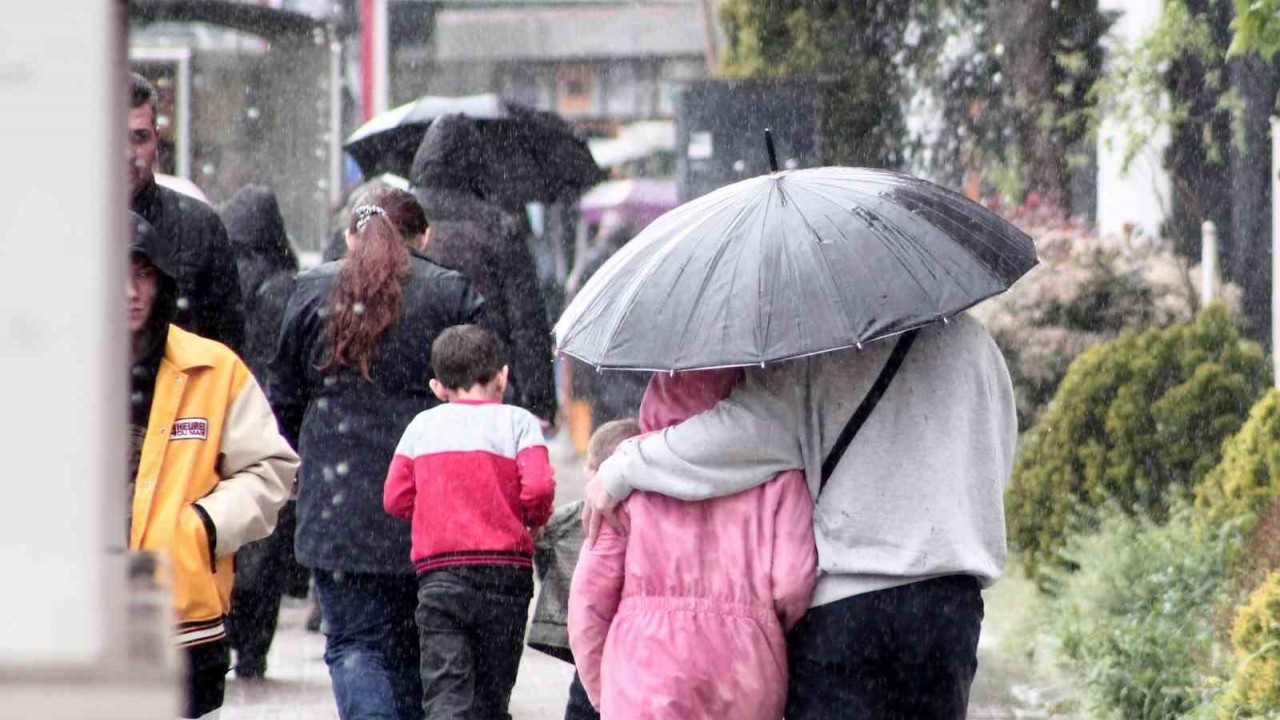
xmin=383 ymin=454 xmax=416 ymax=520
xmin=770 ymin=470 xmax=816 ymax=631
xmin=568 ymin=517 xmax=628 ymax=709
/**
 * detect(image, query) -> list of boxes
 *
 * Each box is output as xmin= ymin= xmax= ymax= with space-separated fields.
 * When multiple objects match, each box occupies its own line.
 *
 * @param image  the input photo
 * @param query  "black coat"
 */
xmin=222 ymin=185 xmax=299 ymax=379
xmin=131 ymin=178 xmax=246 ymax=351
xmin=221 ymin=185 xmax=307 ymax=596
xmin=410 ymin=116 xmax=558 ymax=421
xmin=267 ymin=252 xmax=485 ymax=575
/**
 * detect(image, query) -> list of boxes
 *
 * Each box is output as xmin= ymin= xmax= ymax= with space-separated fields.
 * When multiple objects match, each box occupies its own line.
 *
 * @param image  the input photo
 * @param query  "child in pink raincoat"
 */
xmin=568 ymin=369 xmax=817 ymax=720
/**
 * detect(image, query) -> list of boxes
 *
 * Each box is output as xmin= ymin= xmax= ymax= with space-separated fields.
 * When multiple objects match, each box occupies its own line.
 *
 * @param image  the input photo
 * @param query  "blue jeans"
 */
xmin=314 ymin=570 xmax=423 ymax=720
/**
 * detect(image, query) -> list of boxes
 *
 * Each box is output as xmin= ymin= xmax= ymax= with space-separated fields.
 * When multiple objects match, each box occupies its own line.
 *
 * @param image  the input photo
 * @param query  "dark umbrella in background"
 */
xmin=343 ymin=93 xmax=605 ymax=206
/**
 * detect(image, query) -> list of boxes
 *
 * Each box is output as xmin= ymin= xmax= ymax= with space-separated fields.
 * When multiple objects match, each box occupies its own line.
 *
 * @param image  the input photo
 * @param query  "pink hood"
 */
xmin=639 ymin=369 xmax=744 ymax=432
xmin=569 ymin=369 xmax=816 ymax=720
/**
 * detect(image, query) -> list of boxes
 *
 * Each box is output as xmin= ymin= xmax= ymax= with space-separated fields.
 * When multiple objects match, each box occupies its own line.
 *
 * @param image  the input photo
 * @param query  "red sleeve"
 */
xmin=515 ymin=445 xmax=556 ymax=530
xmin=568 ymin=518 xmax=627 ymax=709
xmin=770 ymin=470 xmax=816 ymax=630
xmin=383 ymin=454 xmax=416 ymax=520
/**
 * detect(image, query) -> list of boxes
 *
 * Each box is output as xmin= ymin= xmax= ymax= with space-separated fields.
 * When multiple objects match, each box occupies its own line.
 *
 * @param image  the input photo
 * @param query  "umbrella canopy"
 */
xmin=555 ymin=166 xmax=1037 ymax=371
xmin=579 ymin=178 xmax=678 ymax=228
xmin=344 ymin=94 xmax=604 ymax=205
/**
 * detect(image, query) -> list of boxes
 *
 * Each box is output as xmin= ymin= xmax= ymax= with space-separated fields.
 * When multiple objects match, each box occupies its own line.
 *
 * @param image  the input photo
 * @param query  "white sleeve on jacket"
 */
xmin=196 ymin=374 xmax=299 ymax=556
xmin=595 ymin=362 xmax=808 ymax=502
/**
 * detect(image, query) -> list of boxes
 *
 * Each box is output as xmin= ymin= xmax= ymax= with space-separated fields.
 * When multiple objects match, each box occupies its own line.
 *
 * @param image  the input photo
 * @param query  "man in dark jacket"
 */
xmin=220 ymin=184 xmax=307 ymax=678
xmin=409 ymin=114 xmax=558 ymax=423
xmin=129 ymin=72 xmax=245 ymax=351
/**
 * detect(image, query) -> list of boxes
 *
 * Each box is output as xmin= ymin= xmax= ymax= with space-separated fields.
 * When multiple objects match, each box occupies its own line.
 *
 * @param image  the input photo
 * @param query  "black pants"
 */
xmin=226 ymin=586 xmax=283 ymax=677
xmin=183 ymin=637 xmax=231 ymax=719
xmin=416 ymin=566 xmax=534 ymax=720
xmin=563 ymin=671 xmax=599 ymax=720
xmin=785 ymin=575 xmax=984 ymax=720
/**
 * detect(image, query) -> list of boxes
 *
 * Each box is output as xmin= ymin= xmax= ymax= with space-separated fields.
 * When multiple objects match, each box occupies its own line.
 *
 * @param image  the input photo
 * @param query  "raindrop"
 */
xmin=322 ymin=465 xmax=336 ymax=481
xmin=323 ymin=376 xmax=337 ymax=388
xmin=352 ymin=302 xmax=366 ymax=315
xmin=176 ymin=296 xmax=190 ymax=310
xmin=201 ymin=163 xmax=215 ymax=176
xmin=246 ymin=107 xmax=261 ymax=120
xmin=336 ymin=462 xmax=350 ymax=476
xmin=332 ymin=492 xmax=345 ymax=506
xmin=316 ymin=398 xmax=329 ymax=410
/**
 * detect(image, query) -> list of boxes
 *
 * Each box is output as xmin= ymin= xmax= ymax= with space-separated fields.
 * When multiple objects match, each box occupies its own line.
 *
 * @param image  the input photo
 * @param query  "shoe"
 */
xmin=234 ymin=658 xmax=267 ymax=679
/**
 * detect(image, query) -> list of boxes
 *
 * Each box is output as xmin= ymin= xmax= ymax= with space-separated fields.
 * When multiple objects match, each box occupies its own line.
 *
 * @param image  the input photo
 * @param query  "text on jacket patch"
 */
xmin=171 ymin=418 xmax=209 ymax=441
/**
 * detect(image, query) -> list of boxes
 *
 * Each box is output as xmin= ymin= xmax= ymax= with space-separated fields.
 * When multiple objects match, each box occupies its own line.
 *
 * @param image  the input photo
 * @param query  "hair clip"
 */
xmin=354 ymin=204 xmax=387 ymax=230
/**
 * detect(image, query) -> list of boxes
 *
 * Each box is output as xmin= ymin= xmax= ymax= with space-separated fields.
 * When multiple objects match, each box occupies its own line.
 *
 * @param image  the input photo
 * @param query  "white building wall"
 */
xmin=1097 ymin=0 xmax=1172 ymax=239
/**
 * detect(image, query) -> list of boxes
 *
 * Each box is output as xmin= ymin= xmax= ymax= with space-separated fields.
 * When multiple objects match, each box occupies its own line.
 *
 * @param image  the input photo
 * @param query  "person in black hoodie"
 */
xmin=129 ymin=72 xmax=245 ymax=351
xmin=409 ymin=114 xmax=558 ymax=424
xmin=268 ymin=188 xmax=485 ymax=720
xmin=220 ymin=184 xmax=308 ymax=679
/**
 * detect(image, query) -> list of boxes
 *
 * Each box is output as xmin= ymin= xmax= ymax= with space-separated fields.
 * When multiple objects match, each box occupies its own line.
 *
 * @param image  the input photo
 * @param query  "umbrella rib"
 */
xmin=793 ymin=183 xmax=946 ymax=309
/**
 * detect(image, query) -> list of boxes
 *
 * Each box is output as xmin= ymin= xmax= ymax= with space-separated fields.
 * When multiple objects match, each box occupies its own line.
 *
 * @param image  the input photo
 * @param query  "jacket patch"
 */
xmin=172 ymin=417 xmax=209 ymax=441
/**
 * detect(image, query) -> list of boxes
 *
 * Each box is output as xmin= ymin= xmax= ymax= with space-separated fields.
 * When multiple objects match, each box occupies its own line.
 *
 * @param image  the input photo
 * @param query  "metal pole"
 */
xmin=1201 ymin=220 xmax=1219 ymax=306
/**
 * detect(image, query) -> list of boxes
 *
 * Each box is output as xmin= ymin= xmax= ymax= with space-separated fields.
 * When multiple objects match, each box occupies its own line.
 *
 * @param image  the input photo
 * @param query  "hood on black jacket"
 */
xmin=409 ymin=114 xmax=494 ymax=202
xmin=222 ymin=184 xmax=299 ymax=300
xmin=130 ymin=212 xmax=179 ymax=350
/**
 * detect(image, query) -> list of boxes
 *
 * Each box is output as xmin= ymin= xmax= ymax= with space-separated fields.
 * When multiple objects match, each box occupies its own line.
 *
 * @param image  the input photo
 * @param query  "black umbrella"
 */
xmin=344 ymin=93 xmax=604 ymax=205
xmin=555 ymin=166 xmax=1038 ymax=371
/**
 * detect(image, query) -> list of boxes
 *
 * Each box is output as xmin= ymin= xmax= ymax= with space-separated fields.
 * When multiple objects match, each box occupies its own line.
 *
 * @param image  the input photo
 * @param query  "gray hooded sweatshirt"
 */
xmin=594 ymin=314 xmax=1017 ymax=607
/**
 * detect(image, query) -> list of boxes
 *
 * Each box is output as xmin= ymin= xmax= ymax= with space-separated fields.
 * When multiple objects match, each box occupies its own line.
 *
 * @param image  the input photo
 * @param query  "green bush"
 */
xmin=1048 ymin=507 xmax=1241 ymax=720
xmin=1197 ymin=390 xmax=1280 ymax=529
xmin=973 ymin=221 xmax=1228 ymax=430
xmin=1008 ymin=305 xmax=1267 ymax=582
xmin=1218 ymin=571 xmax=1280 ymax=719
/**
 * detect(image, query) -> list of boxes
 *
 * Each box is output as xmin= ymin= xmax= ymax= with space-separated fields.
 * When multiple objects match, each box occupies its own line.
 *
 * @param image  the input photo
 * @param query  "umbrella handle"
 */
xmin=765 ymin=129 xmax=779 ymax=173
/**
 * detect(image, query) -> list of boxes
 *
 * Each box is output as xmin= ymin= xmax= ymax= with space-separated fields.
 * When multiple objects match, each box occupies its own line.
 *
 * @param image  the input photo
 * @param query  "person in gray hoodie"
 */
xmin=582 ymin=313 xmax=1017 ymax=720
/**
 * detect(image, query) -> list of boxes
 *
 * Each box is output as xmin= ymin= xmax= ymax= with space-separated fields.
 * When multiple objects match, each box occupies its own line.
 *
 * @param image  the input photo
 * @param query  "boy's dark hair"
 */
xmin=130 ymin=72 xmax=158 ymax=118
xmin=431 ymin=324 xmax=506 ymax=390
xmin=586 ymin=418 xmax=642 ymax=470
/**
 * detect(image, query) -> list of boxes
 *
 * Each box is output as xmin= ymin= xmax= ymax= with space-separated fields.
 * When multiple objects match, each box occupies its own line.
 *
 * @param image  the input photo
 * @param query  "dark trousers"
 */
xmin=226 ymin=586 xmax=283 ymax=677
xmin=785 ymin=575 xmax=984 ymax=720
xmin=182 ymin=637 xmax=231 ymax=719
xmin=564 ymin=671 xmax=599 ymax=720
xmin=314 ymin=569 xmax=424 ymax=720
xmin=416 ymin=566 xmax=534 ymax=720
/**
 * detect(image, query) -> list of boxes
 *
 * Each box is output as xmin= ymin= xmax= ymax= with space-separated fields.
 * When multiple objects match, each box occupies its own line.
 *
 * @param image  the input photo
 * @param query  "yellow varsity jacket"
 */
xmin=130 ymin=326 xmax=299 ymax=647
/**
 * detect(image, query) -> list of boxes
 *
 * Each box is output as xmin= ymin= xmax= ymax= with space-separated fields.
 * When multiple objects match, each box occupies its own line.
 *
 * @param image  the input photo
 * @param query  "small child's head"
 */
xmin=429 ymin=324 xmax=509 ymax=402
xmin=585 ymin=418 xmax=642 ymax=477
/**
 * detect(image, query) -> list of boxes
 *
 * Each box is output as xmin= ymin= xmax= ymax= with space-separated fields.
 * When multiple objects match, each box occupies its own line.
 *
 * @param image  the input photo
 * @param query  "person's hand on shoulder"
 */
xmin=581 ymin=476 xmax=625 ymax=546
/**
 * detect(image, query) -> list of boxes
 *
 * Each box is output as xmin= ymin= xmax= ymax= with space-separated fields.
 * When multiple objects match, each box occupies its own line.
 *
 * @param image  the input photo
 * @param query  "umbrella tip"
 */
xmin=764 ymin=129 xmax=779 ymax=173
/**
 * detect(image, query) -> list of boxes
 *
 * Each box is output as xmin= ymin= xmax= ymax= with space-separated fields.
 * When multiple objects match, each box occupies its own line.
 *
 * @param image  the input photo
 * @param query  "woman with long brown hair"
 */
xmin=268 ymin=188 xmax=483 ymax=720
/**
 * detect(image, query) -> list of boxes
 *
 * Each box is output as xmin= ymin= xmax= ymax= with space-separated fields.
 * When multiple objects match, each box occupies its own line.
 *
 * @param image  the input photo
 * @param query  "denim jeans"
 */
xmin=785 ymin=575 xmax=984 ymax=720
xmin=313 ymin=569 xmax=423 ymax=720
xmin=416 ymin=566 xmax=533 ymax=720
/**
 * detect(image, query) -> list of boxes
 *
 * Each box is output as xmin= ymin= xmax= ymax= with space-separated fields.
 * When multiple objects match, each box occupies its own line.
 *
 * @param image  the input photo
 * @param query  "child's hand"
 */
xmin=529 ymin=524 xmax=545 ymax=543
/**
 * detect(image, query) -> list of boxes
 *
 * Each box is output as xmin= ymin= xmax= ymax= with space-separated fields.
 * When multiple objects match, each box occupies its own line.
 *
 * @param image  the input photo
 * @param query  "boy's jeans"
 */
xmin=313 ymin=569 xmax=423 ymax=720
xmin=416 ymin=566 xmax=534 ymax=720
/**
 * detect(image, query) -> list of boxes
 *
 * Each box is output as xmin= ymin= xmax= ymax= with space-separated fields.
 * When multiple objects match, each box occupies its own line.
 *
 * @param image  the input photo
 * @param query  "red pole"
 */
xmin=360 ymin=0 xmax=376 ymax=122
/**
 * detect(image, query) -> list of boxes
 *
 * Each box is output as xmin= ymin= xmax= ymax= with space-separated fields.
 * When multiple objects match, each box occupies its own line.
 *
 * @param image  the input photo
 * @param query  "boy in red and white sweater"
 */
xmin=384 ymin=324 xmax=555 ymax=719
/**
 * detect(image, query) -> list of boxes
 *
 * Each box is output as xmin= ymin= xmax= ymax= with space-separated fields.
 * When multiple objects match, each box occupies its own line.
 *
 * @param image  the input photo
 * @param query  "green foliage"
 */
xmin=973 ymin=210 xmax=1215 ymax=429
xmin=1219 ymin=571 xmax=1280 ymax=718
xmin=716 ymin=0 xmax=920 ymax=167
xmin=1007 ymin=305 xmax=1268 ymax=582
xmin=1229 ymin=0 xmax=1280 ymax=61
xmin=1197 ymin=390 xmax=1280 ymax=528
xmin=1048 ymin=507 xmax=1241 ymax=720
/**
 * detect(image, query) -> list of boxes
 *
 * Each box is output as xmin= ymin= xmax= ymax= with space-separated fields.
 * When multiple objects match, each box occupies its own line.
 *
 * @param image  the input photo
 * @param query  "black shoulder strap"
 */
xmin=819 ymin=330 xmax=919 ymax=493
